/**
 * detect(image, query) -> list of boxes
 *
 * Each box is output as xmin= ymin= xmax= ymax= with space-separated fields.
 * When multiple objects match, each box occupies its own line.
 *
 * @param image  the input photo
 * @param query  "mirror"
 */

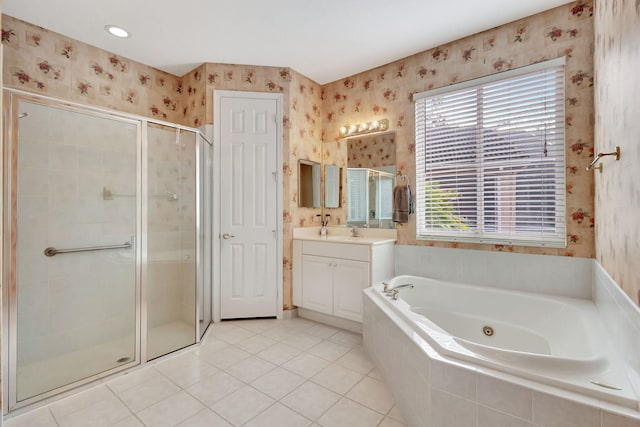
xmin=324 ymin=131 xmax=396 ymax=228
xmin=298 ymin=160 xmax=321 ymax=208
xmin=324 ymin=164 xmax=342 ymax=208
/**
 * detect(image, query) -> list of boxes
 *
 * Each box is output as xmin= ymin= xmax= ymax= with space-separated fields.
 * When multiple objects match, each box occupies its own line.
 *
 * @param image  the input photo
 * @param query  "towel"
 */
xmin=392 ymin=184 xmax=414 ymax=223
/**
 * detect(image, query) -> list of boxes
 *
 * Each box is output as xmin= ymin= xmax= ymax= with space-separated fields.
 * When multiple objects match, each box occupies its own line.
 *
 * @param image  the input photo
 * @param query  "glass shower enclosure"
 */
xmin=2 ymin=91 xmax=212 ymax=411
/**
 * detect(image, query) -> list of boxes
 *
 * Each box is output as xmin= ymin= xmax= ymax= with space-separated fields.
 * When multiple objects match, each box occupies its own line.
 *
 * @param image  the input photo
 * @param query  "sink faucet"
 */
xmin=351 ymin=225 xmax=361 ymax=237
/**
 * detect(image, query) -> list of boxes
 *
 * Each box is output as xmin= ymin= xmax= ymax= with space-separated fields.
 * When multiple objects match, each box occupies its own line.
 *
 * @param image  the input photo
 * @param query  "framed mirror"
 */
xmin=298 ymin=160 xmax=321 ymax=208
xmin=323 ymin=131 xmax=396 ymax=228
xmin=324 ymin=164 xmax=342 ymax=208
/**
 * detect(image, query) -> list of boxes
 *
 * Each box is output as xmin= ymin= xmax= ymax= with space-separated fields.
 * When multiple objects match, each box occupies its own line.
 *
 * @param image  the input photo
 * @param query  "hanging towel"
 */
xmin=392 ymin=184 xmax=414 ymax=223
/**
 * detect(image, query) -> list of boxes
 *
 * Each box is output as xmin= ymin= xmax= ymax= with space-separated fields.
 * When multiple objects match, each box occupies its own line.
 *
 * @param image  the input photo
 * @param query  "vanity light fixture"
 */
xmin=339 ymin=118 xmax=389 ymax=138
xmin=105 ymin=25 xmax=130 ymax=38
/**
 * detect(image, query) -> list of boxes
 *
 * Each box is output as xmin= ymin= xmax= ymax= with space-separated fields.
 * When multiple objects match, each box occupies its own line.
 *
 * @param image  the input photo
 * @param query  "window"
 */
xmin=413 ymin=58 xmax=566 ymax=247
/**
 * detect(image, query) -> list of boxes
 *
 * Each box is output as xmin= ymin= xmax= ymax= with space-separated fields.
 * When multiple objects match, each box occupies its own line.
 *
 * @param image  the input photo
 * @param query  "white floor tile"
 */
xmin=280 ymin=333 xmax=323 ymax=351
xmin=111 ymin=416 xmax=145 ymax=427
xmin=305 ymin=324 xmax=340 ymax=339
xmin=316 ymin=398 xmax=384 ymax=427
xmin=224 ymin=355 xmax=277 ymax=383
xmin=55 ymin=395 xmax=132 ymax=427
xmin=8 ymin=318 xmax=399 ymax=427
xmin=367 ymin=368 xmax=384 ymax=381
xmin=232 ymin=318 xmax=279 ymax=334
xmin=280 ymin=381 xmax=341 ymax=421
xmin=106 ymin=367 xmax=164 ymax=395
xmin=211 ymin=385 xmax=274 ymax=426
xmin=262 ymin=326 xmax=299 ymax=341
xmin=282 ymin=352 xmax=330 ymax=378
xmin=195 ymin=345 xmax=251 ymax=369
xmin=243 ymin=402 xmax=312 ymax=427
xmin=327 ymin=331 xmax=362 ymax=348
xmin=387 ymin=405 xmax=407 ymax=424
xmin=176 ymin=408 xmax=233 ymax=426
xmin=236 ymin=334 xmax=278 ymax=354
xmin=335 ymin=345 xmax=374 ymax=375
xmin=251 ymin=367 xmax=306 ymax=400
xmin=378 ymin=416 xmax=408 ymax=427
xmin=136 ymin=390 xmax=204 ymax=427
xmin=307 ymin=340 xmax=351 ymax=362
xmin=185 ymin=371 xmax=245 ymax=407
xmin=154 ymin=353 xmax=219 ymax=388
xmin=256 ymin=342 xmax=302 ymax=365
xmin=311 ymin=364 xmax=364 ymax=395
xmin=115 ymin=375 xmax=180 ymax=413
xmin=4 ymin=407 xmax=57 ymax=427
xmin=49 ymin=385 xmax=115 ymax=420
xmin=346 ymin=376 xmax=394 ymax=414
xmin=215 ymin=326 xmax=256 ymax=344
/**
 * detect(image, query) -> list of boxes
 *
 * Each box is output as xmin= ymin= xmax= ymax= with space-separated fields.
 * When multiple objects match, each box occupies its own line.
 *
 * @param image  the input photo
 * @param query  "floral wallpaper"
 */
xmin=347 ymin=133 xmax=396 ymax=168
xmin=594 ymin=1 xmax=640 ymax=305
xmin=2 ymin=16 xmax=192 ymax=126
xmin=2 ymin=2 xmax=599 ymax=312
xmin=1 ymin=16 xmax=328 ymax=310
xmin=322 ymin=2 xmax=595 ymax=258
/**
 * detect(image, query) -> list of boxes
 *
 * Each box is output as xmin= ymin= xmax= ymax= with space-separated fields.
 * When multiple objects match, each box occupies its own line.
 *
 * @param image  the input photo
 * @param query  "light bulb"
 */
xmin=339 ymin=126 xmax=347 ymax=136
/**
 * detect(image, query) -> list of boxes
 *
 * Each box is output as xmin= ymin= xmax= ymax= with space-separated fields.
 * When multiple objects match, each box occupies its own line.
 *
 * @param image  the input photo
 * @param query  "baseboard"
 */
xmin=297 ymin=308 xmax=362 ymax=333
xmin=282 ymin=308 xmax=298 ymax=320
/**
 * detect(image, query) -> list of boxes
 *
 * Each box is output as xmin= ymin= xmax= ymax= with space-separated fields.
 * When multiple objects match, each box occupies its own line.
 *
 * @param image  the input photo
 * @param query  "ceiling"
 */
xmin=3 ymin=0 xmax=572 ymax=85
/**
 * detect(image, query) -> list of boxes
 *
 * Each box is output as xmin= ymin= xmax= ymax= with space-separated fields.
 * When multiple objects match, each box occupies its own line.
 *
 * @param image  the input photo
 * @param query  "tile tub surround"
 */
xmin=395 ymin=244 xmax=593 ymax=300
xmin=4 ymin=317 xmax=406 ymax=427
xmin=363 ymin=289 xmax=640 ymax=427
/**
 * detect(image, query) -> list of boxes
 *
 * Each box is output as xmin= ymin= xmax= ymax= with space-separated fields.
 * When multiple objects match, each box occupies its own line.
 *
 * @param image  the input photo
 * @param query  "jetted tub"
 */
xmin=365 ymin=275 xmax=639 ymax=408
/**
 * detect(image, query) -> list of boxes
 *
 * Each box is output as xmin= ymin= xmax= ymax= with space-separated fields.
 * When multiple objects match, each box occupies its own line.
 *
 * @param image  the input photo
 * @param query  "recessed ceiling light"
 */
xmin=105 ymin=25 xmax=129 ymax=38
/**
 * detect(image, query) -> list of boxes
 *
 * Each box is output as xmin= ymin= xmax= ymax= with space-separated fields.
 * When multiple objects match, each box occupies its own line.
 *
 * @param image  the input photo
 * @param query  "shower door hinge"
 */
xmin=272 ymin=229 xmax=277 ymax=239
xmin=272 ymin=171 xmax=277 ymax=181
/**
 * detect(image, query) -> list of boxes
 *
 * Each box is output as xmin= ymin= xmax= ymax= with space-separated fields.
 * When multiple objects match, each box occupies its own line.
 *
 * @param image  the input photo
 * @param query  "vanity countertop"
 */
xmin=293 ymin=227 xmax=396 ymax=246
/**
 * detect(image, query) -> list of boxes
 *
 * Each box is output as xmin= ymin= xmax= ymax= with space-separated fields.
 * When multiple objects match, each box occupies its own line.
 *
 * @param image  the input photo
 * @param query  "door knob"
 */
xmin=222 ymin=233 xmax=235 ymax=240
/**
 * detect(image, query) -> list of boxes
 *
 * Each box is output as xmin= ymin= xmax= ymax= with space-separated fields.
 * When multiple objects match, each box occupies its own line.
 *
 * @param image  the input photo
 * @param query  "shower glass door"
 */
xmin=11 ymin=100 xmax=139 ymax=404
xmin=146 ymin=124 xmax=197 ymax=359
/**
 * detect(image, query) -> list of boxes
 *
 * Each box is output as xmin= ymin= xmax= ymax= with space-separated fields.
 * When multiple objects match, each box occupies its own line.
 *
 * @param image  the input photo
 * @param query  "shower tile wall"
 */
xmin=16 ymin=101 xmax=137 ymax=397
xmin=146 ymin=125 xmax=196 ymax=358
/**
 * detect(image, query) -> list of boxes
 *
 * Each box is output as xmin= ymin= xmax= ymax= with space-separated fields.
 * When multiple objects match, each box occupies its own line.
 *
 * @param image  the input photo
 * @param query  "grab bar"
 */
xmin=44 ymin=241 xmax=132 ymax=257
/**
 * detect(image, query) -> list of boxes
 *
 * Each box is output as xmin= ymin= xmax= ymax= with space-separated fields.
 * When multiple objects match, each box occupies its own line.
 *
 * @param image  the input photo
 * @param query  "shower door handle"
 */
xmin=222 ymin=233 xmax=235 ymax=240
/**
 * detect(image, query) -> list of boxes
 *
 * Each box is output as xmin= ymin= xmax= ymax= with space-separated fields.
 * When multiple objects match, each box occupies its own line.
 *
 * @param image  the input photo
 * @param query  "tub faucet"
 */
xmin=384 ymin=283 xmax=414 ymax=298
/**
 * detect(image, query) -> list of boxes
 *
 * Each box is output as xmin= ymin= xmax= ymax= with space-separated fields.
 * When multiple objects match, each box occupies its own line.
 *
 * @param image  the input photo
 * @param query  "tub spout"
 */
xmin=385 ymin=283 xmax=414 ymax=298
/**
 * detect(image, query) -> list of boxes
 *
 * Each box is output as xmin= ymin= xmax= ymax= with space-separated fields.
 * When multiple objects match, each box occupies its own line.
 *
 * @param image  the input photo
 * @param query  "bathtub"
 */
xmin=364 ymin=275 xmax=639 ymax=408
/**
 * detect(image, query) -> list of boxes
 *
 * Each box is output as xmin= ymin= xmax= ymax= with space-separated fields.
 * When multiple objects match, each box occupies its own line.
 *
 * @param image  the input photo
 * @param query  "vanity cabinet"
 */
xmin=293 ymin=238 xmax=394 ymax=324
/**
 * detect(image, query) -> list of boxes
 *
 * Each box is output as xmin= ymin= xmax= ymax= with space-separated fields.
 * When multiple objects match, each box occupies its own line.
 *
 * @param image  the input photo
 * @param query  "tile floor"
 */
xmin=5 ymin=317 xmax=408 ymax=427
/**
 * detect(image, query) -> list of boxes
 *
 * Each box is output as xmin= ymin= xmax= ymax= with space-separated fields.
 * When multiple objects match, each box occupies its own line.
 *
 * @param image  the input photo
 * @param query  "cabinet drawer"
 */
xmin=302 ymin=241 xmax=369 ymax=261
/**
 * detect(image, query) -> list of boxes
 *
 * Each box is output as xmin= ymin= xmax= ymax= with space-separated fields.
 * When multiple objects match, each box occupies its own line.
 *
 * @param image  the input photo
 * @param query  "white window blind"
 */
xmin=414 ymin=58 xmax=566 ymax=247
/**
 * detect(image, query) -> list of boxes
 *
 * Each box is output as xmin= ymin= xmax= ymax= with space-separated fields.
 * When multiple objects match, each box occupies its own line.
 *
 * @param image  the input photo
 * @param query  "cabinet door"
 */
xmin=302 ymin=255 xmax=334 ymax=315
xmin=333 ymin=259 xmax=370 ymax=322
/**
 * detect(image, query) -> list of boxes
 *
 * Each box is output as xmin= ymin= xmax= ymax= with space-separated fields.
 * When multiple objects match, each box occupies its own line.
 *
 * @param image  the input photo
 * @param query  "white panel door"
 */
xmin=220 ymin=95 xmax=278 ymax=318
xmin=333 ymin=259 xmax=370 ymax=322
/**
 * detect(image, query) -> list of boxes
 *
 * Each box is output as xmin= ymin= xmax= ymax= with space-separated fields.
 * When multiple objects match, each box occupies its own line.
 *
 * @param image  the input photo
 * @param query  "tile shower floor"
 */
xmin=6 ymin=317 xmax=407 ymax=427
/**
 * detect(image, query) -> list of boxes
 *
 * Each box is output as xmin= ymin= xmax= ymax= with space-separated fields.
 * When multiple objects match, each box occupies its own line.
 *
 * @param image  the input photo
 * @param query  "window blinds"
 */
xmin=414 ymin=58 xmax=566 ymax=247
